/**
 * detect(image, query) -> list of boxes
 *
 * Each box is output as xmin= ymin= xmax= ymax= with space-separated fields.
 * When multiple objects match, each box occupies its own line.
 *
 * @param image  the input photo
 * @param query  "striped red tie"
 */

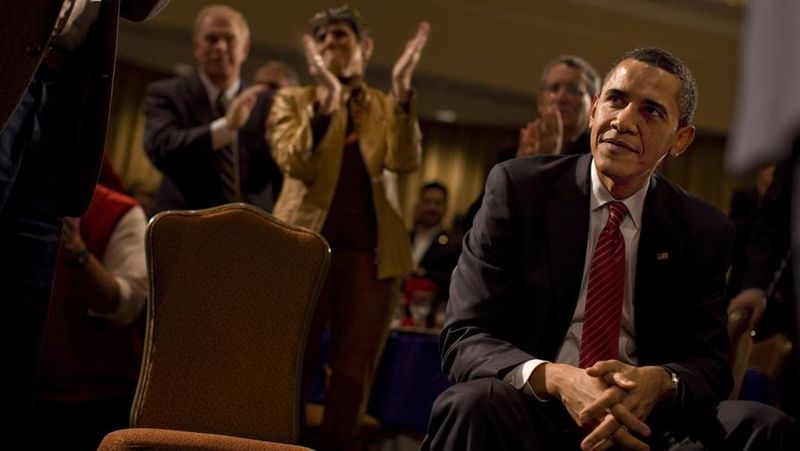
xmin=579 ymin=201 xmax=628 ymax=368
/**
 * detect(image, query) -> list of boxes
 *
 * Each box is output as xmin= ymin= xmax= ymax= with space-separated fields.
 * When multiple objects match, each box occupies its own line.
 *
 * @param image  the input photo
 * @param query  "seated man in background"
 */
xmin=423 ymin=47 xmax=797 ymax=450
xmin=33 ymin=183 xmax=148 ymax=450
xmin=407 ymin=181 xmax=461 ymax=327
xmin=144 ymin=5 xmax=281 ymax=214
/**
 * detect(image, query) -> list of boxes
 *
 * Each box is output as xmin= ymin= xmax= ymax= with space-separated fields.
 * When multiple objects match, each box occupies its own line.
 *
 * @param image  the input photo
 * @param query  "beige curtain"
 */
xmin=660 ymin=133 xmax=748 ymax=215
xmin=398 ymin=121 xmax=518 ymax=231
xmin=106 ymin=61 xmax=168 ymax=210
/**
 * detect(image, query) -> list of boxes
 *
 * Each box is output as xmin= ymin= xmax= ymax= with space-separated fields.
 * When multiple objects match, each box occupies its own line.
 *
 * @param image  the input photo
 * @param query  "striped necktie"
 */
xmin=579 ymin=201 xmax=628 ymax=368
xmin=214 ymin=91 xmax=240 ymax=202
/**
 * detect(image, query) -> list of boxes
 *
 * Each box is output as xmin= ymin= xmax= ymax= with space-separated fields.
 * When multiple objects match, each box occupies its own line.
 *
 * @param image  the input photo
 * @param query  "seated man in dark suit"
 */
xmin=143 ymin=4 xmax=282 ymax=215
xmin=423 ymin=48 xmax=798 ymax=450
xmin=407 ymin=181 xmax=462 ymax=326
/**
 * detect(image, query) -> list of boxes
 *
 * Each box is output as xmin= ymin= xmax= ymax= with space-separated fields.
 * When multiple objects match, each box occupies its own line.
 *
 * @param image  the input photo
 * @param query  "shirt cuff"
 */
xmin=87 ymin=276 xmax=145 ymax=326
xmin=503 ymin=359 xmax=551 ymax=402
xmin=210 ymin=117 xmax=235 ymax=150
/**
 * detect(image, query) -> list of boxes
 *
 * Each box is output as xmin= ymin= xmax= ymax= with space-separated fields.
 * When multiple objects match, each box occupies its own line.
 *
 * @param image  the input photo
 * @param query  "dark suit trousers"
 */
xmin=422 ymin=378 xmax=798 ymax=451
xmin=1 ymin=71 xmax=76 ymax=449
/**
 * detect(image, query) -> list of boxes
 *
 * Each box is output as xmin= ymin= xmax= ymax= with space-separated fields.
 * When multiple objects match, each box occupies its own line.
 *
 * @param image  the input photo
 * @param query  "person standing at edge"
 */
xmin=0 ymin=1 xmax=169 ymax=447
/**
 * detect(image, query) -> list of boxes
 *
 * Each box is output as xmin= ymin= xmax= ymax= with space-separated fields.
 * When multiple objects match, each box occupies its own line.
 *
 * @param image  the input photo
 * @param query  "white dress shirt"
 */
xmin=87 ymin=205 xmax=148 ymax=326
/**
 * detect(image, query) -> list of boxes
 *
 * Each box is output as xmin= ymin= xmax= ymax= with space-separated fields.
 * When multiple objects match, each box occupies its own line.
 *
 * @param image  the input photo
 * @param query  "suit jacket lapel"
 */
xmin=187 ymin=74 xmax=216 ymax=126
xmin=545 ymin=154 xmax=592 ymax=338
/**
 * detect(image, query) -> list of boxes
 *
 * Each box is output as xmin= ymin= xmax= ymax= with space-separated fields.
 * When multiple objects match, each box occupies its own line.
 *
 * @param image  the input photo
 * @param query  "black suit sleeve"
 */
xmin=441 ymin=164 xmax=536 ymax=383
xmin=142 ymin=79 xmax=221 ymax=200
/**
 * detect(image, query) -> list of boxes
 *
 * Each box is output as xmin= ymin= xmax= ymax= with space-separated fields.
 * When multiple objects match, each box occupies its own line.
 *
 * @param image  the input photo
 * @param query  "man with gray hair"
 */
xmin=143 ymin=4 xmax=282 ymax=214
xmin=518 ymin=54 xmax=600 ymax=157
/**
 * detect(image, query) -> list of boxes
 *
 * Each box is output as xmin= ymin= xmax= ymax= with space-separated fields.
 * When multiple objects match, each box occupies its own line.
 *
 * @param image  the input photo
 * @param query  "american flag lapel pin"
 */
xmin=656 ymin=252 xmax=669 ymax=261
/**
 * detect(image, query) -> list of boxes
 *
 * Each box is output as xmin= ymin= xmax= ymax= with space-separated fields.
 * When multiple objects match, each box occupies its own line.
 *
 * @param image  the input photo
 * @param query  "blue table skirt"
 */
xmin=367 ymin=329 xmax=450 ymax=437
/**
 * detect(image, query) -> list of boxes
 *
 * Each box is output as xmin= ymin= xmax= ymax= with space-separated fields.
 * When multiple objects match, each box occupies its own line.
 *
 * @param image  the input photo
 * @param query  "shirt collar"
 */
xmin=589 ymin=158 xmax=649 ymax=229
xmin=199 ymin=72 xmax=241 ymax=108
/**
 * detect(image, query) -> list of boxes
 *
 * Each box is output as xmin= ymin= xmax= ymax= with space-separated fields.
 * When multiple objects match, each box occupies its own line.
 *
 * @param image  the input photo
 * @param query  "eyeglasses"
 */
xmin=539 ymin=82 xmax=587 ymax=98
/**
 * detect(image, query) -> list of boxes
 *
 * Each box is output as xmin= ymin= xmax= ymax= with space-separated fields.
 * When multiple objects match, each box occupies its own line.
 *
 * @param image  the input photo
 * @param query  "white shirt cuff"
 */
xmin=503 ymin=359 xmax=551 ymax=402
xmin=210 ymin=117 xmax=235 ymax=150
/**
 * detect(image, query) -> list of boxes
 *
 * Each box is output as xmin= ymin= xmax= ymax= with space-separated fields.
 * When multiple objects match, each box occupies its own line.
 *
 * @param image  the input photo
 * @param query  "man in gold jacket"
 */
xmin=269 ymin=5 xmax=429 ymax=450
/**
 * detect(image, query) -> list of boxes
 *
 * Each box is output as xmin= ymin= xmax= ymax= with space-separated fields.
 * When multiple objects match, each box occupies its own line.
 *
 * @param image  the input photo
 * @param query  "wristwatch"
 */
xmin=65 ymin=248 xmax=90 ymax=269
xmin=667 ymin=370 xmax=683 ymax=405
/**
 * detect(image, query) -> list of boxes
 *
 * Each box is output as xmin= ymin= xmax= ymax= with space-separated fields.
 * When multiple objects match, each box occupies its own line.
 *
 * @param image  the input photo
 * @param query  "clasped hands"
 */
xmin=539 ymin=360 xmax=672 ymax=451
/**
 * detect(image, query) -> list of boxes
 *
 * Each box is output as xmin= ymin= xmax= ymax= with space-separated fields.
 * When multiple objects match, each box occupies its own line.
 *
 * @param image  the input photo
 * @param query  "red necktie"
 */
xmin=579 ymin=201 xmax=628 ymax=368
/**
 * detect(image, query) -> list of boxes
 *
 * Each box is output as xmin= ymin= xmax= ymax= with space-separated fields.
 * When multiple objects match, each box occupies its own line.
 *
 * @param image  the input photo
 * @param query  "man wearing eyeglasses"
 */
xmin=518 ymin=55 xmax=600 ymax=158
xmin=462 ymin=56 xmax=600 ymax=233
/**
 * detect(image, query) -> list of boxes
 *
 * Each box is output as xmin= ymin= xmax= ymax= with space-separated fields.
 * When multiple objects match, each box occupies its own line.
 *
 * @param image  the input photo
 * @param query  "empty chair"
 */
xmin=99 ymin=204 xmax=330 ymax=450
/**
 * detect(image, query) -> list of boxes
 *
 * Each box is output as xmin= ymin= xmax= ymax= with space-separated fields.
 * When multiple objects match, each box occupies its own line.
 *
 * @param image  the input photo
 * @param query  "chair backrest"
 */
xmin=131 ymin=204 xmax=330 ymax=444
xmin=748 ymin=332 xmax=793 ymax=405
xmin=727 ymin=308 xmax=754 ymax=400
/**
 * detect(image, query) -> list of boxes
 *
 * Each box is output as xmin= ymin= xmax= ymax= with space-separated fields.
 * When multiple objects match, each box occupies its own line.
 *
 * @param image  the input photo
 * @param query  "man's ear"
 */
xmin=669 ymin=124 xmax=696 ymax=157
xmin=242 ymin=39 xmax=251 ymax=61
xmin=361 ymin=36 xmax=374 ymax=61
xmin=588 ymin=94 xmax=599 ymax=129
xmin=192 ymin=37 xmax=201 ymax=61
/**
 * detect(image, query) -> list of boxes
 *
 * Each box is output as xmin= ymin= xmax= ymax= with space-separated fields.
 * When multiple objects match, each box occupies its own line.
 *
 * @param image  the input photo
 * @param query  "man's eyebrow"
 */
xmin=603 ymin=88 xmax=627 ymax=98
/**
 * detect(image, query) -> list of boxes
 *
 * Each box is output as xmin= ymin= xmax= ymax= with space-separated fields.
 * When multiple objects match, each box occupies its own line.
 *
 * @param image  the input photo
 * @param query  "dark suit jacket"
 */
xmin=412 ymin=229 xmax=462 ymax=302
xmin=442 ymin=154 xmax=734 ymax=407
xmin=0 ymin=0 xmax=169 ymax=216
xmin=143 ymin=74 xmax=282 ymax=214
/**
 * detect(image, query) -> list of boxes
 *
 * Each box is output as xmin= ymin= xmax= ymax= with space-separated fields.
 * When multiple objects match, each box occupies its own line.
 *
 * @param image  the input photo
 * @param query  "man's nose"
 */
xmin=612 ymin=103 xmax=637 ymax=133
xmin=213 ymin=38 xmax=228 ymax=51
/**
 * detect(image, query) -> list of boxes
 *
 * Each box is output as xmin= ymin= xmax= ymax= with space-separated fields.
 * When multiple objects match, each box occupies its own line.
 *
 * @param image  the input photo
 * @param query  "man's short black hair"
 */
xmin=309 ymin=4 xmax=367 ymax=39
xmin=605 ymin=47 xmax=698 ymax=128
xmin=421 ymin=181 xmax=448 ymax=201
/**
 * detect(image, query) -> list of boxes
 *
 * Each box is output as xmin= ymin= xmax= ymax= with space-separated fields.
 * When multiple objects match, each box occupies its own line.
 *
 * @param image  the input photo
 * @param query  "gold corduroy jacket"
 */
xmin=269 ymin=85 xmax=422 ymax=279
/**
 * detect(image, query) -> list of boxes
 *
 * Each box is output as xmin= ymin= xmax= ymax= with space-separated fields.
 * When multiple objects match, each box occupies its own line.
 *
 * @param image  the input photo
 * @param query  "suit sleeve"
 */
xmin=269 ymin=89 xmax=326 ymax=182
xmin=383 ymin=95 xmax=421 ymax=173
xmin=440 ymin=164 xmax=536 ymax=383
xmin=142 ymin=81 xmax=218 ymax=191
